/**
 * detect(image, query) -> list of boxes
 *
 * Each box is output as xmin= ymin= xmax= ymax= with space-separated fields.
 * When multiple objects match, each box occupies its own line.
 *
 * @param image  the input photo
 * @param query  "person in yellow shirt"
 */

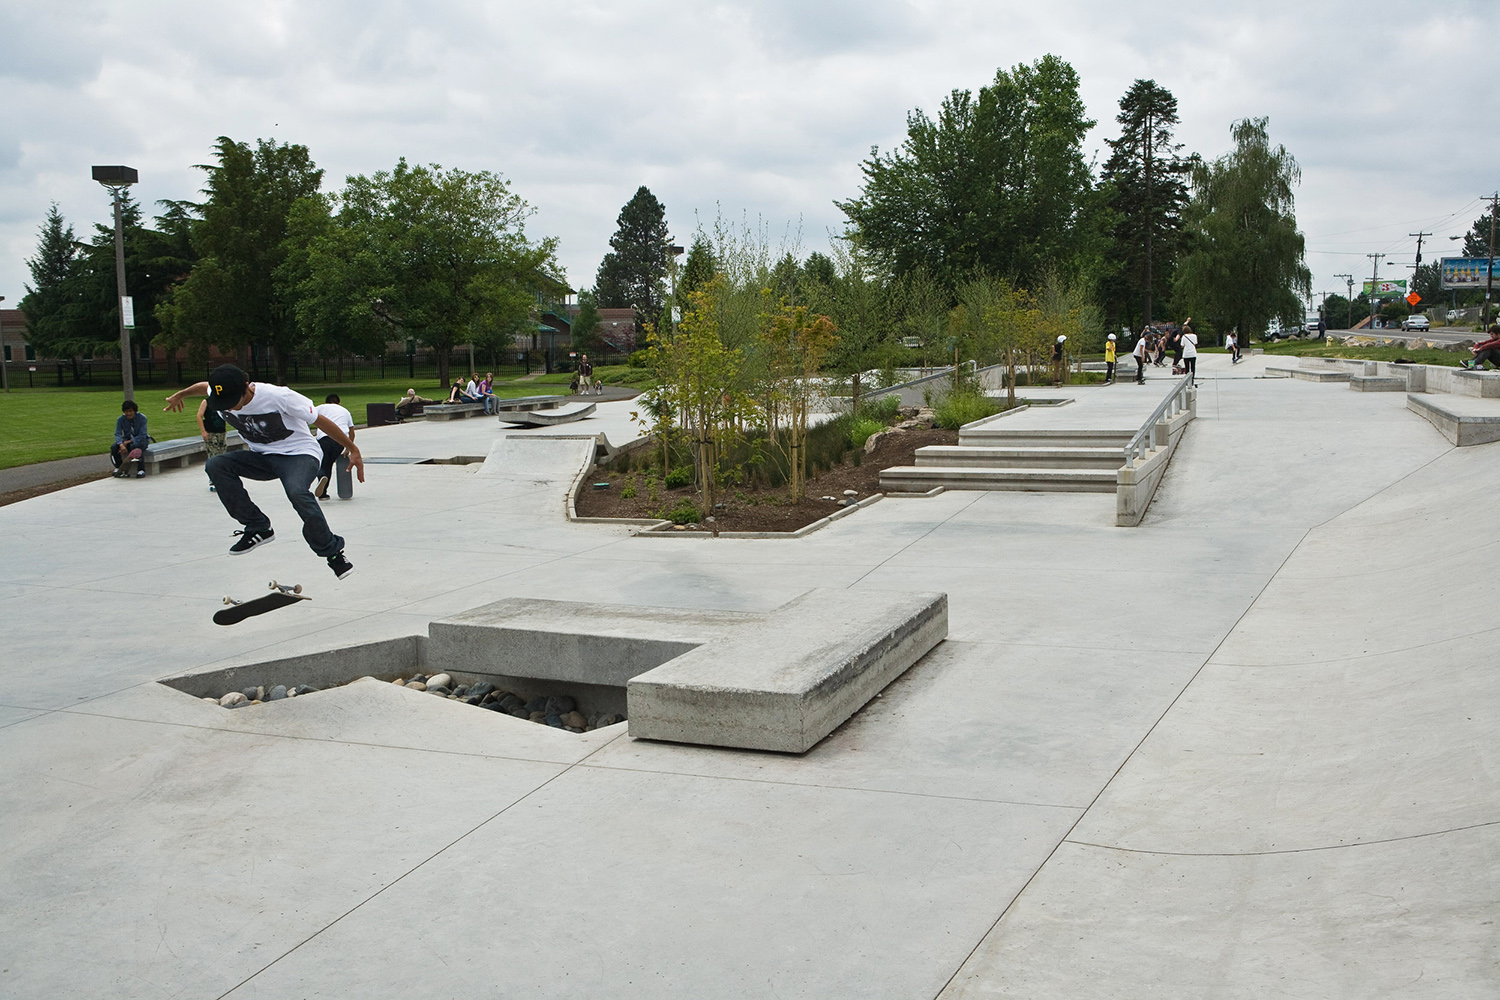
xmin=1104 ymin=333 xmax=1117 ymax=384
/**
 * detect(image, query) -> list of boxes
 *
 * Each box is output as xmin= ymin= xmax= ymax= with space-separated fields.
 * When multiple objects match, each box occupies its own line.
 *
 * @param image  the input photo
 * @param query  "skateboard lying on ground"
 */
xmin=214 ymin=581 xmax=309 ymax=626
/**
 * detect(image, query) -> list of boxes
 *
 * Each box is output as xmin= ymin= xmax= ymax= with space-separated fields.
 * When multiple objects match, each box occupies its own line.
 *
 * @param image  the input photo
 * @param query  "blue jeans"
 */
xmin=206 ymin=450 xmax=344 ymax=558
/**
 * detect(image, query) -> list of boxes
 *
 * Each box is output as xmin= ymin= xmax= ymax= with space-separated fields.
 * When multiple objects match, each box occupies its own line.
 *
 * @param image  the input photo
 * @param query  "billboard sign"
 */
xmin=1362 ymin=279 xmax=1407 ymax=297
xmin=1439 ymin=257 xmax=1495 ymax=290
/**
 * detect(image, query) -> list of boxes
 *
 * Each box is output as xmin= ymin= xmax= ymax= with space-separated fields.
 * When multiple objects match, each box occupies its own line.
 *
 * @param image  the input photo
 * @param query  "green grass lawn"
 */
xmin=0 ymin=377 xmax=557 ymax=470
xmin=523 ymin=364 xmax=657 ymax=388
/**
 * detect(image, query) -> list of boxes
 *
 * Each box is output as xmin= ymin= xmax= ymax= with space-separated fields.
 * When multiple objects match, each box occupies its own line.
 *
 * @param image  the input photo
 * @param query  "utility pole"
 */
xmin=1366 ymin=253 xmax=1385 ymax=328
xmin=0 ymin=295 xmax=8 ymax=392
xmin=1333 ymin=273 xmax=1354 ymax=329
xmin=1484 ymin=192 xmax=1498 ymax=328
xmin=1409 ymin=231 xmax=1431 ymax=269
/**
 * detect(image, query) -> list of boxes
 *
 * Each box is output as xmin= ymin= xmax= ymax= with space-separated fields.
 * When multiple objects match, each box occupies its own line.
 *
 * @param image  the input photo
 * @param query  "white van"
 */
xmin=1304 ymin=312 xmax=1324 ymax=335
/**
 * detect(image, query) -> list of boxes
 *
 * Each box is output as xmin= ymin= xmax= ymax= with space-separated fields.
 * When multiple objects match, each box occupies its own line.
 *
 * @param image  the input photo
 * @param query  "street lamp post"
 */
xmin=0 ymin=295 xmax=9 ymax=393
xmin=91 ymin=165 xmax=138 ymax=401
xmin=1333 ymin=274 xmax=1353 ymax=329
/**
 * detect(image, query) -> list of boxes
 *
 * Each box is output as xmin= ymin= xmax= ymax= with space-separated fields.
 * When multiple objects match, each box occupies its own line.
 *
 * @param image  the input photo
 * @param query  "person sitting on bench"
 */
xmin=395 ymin=389 xmax=433 ymax=420
xmin=446 ymin=380 xmax=468 ymax=404
xmin=111 ymin=400 xmax=149 ymax=478
xmin=1465 ymin=325 xmax=1500 ymax=370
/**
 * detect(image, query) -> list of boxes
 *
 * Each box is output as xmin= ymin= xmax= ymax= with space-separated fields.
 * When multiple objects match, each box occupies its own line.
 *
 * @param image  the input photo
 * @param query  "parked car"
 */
xmin=1401 ymin=314 xmax=1430 ymax=332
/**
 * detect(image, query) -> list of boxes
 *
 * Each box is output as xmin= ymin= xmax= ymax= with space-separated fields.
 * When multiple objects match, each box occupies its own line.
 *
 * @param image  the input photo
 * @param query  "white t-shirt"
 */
xmin=1133 ymin=337 xmax=1148 ymax=358
xmin=465 ymin=379 xmax=478 ymax=397
xmin=1182 ymin=333 xmax=1198 ymax=358
xmin=220 ymin=383 xmax=321 ymax=459
xmin=313 ymin=402 xmax=354 ymax=441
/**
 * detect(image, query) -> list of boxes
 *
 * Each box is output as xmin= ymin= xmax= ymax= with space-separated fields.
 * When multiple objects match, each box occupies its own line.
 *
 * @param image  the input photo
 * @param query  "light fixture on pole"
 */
xmin=668 ymin=245 xmax=685 ymax=332
xmin=92 ymin=165 xmax=139 ymax=402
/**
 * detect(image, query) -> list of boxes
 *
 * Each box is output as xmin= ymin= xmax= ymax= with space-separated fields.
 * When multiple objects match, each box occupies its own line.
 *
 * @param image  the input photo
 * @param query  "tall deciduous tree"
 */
xmin=1100 ymin=80 xmax=1191 ymax=330
xmin=291 ymin=160 xmax=559 ymax=386
xmin=156 ymin=137 xmax=323 ymax=378
xmin=1173 ymin=117 xmax=1310 ymax=342
xmin=595 ymin=186 xmax=672 ymax=317
xmin=836 ymin=55 xmax=1096 ymax=289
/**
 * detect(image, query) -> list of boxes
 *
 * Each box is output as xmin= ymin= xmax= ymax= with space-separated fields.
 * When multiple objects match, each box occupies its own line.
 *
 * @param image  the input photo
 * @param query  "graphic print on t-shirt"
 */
xmin=223 ymin=411 xmax=294 ymax=444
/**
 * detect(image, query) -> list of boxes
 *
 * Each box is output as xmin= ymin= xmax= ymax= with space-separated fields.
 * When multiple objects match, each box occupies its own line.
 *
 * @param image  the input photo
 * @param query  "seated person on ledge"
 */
xmin=446 ymin=380 xmax=468 ymax=404
xmin=395 ymin=388 xmax=433 ymax=419
xmin=111 ymin=400 xmax=149 ymax=478
xmin=1465 ymin=325 xmax=1500 ymax=370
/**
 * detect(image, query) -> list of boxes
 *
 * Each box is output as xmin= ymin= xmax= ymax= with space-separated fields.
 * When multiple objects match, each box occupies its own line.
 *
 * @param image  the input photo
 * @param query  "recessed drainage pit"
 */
xmin=158 ymin=633 xmax=661 ymax=734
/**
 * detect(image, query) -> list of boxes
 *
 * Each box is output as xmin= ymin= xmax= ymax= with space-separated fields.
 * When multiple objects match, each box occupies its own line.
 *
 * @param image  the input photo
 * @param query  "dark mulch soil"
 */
xmin=0 ymin=472 xmax=111 ymax=508
xmin=575 ymin=425 xmax=959 ymax=533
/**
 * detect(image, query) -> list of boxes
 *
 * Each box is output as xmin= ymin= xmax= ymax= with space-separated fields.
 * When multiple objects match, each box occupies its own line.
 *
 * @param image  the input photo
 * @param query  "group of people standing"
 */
xmin=1124 ymin=321 xmax=1201 ymax=385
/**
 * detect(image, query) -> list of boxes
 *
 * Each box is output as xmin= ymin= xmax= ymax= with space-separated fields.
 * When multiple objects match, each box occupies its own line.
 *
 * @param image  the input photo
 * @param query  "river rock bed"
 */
xmin=206 ymin=673 xmax=624 ymax=733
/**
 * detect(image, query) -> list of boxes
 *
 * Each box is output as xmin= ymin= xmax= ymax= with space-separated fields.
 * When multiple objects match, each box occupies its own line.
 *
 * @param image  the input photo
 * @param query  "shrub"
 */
xmin=934 ymin=389 xmax=1002 ymax=430
xmin=864 ymin=394 xmax=902 ymax=421
xmin=664 ymin=466 xmax=693 ymax=489
xmin=848 ymin=417 xmax=884 ymax=449
xmin=661 ymin=499 xmax=701 ymax=524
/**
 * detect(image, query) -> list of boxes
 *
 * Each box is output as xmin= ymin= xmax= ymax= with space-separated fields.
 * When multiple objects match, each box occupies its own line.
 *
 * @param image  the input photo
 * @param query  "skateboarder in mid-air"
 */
xmin=165 ymin=364 xmax=365 ymax=579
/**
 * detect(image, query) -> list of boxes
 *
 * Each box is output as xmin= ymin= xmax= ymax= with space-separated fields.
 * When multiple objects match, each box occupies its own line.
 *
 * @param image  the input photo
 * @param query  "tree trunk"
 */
xmin=437 ymin=346 xmax=450 ymax=387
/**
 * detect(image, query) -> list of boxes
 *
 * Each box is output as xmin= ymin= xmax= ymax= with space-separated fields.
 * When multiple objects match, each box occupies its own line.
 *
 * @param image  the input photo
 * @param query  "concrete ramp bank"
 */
xmin=476 ymin=435 xmax=598 ymax=479
xmin=941 ymin=442 xmax=1500 ymax=999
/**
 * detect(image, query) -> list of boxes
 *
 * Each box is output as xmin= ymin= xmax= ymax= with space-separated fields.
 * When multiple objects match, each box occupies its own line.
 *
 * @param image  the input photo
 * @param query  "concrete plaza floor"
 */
xmin=1 ymin=353 xmax=1495 ymax=998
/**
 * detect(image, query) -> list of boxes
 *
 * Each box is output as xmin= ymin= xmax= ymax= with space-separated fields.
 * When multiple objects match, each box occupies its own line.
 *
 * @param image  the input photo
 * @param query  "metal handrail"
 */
xmin=1125 ymin=375 xmax=1193 ymax=468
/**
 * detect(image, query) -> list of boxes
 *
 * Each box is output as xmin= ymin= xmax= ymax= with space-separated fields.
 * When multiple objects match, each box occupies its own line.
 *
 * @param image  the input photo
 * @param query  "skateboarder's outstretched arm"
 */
xmin=313 ymin=415 xmax=365 ymax=483
xmin=164 ymin=382 xmax=211 ymax=412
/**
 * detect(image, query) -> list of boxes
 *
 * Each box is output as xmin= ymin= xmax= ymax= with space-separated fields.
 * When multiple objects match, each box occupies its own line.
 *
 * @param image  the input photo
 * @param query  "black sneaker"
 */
xmin=229 ymin=528 xmax=274 ymax=555
xmin=327 ymin=551 xmax=354 ymax=580
xmin=135 ymin=468 xmax=146 ymax=478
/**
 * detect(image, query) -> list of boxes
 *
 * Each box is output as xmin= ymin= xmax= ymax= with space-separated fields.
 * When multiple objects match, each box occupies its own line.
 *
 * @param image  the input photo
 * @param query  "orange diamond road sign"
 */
xmin=1406 ymin=292 xmax=1421 ymax=306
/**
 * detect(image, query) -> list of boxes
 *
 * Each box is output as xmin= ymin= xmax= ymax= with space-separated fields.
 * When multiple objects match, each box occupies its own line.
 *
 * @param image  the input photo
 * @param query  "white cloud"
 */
xmin=1 ymin=0 xmax=1496 ymax=305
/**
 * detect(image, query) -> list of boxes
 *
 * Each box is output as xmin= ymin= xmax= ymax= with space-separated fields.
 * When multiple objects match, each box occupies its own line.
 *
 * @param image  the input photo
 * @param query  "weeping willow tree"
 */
xmin=1174 ymin=117 xmax=1310 ymax=341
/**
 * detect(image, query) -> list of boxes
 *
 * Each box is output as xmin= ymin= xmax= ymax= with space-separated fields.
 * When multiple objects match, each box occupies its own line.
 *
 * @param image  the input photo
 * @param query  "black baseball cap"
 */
xmin=206 ymin=364 xmax=248 ymax=411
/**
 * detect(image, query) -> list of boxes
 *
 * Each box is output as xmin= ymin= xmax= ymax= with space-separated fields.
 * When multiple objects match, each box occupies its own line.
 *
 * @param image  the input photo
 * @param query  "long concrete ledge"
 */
xmin=1265 ymin=366 xmax=1350 ymax=383
xmin=628 ymin=589 xmax=948 ymax=753
xmin=1406 ymin=394 xmax=1500 ymax=446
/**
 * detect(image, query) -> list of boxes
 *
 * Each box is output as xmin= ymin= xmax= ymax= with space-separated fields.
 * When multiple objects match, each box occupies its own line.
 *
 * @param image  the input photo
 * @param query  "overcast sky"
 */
xmin=2 ymin=0 xmax=1496 ymax=312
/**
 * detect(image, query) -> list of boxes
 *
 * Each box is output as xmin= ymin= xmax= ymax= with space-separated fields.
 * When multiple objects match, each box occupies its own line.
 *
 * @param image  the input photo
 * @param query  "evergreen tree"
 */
xmin=595 ymin=186 xmax=672 ymax=317
xmin=678 ymin=233 xmax=717 ymax=299
xmin=156 ymin=136 xmax=323 ymax=379
xmin=1100 ymin=80 xmax=1191 ymax=329
xmin=1461 ymin=207 xmax=1495 ymax=259
xmin=836 ymin=55 xmax=1096 ymax=289
xmin=1174 ymin=117 xmax=1310 ymax=341
xmin=18 ymin=203 xmax=77 ymax=356
xmin=571 ymin=289 xmax=603 ymax=352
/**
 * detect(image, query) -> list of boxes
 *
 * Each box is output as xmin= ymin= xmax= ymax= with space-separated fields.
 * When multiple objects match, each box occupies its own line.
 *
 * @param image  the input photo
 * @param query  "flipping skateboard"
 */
xmin=214 ymin=581 xmax=309 ymax=626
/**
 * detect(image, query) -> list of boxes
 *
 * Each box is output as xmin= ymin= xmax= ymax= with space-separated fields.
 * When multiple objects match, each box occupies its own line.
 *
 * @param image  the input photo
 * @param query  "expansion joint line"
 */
xmin=928 ymin=525 xmax=1313 ymax=1000
xmin=846 ymin=491 xmax=984 ymax=589
xmin=1068 ymin=818 xmax=1500 ymax=858
xmin=211 ymin=732 xmax=628 ymax=999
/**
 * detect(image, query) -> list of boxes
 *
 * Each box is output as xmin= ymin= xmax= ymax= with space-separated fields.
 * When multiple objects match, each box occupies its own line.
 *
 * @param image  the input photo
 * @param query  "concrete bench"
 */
xmin=422 ymin=402 xmax=486 ymax=420
xmin=498 ymin=402 xmax=596 ymax=427
xmin=493 ymin=395 xmax=565 ymax=412
xmin=142 ymin=432 xmax=245 ymax=475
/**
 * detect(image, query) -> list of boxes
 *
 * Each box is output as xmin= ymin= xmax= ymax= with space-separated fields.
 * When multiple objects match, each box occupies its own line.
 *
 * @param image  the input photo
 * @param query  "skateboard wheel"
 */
xmin=291 ymin=584 xmax=302 ymax=595
xmin=223 ymin=596 xmax=234 ymax=605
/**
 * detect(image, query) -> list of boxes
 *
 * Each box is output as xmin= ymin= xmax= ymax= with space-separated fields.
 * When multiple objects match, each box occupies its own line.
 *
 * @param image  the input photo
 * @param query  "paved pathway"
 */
xmin=0 ymin=352 xmax=1493 ymax=999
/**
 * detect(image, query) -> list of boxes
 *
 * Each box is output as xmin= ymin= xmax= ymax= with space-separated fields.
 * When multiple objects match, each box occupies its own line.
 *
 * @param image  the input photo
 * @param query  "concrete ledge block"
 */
xmin=1407 ymin=394 xmax=1500 ymax=447
xmin=1349 ymin=375 xmax=1407 ymax=392
xmin=1452 ymin=370 xmax=1500 ymax=398
xmin=628 ymin=590 xmax=948 ymax=753
xmin=1265 ymin=366 xmax=1350 ymax=382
